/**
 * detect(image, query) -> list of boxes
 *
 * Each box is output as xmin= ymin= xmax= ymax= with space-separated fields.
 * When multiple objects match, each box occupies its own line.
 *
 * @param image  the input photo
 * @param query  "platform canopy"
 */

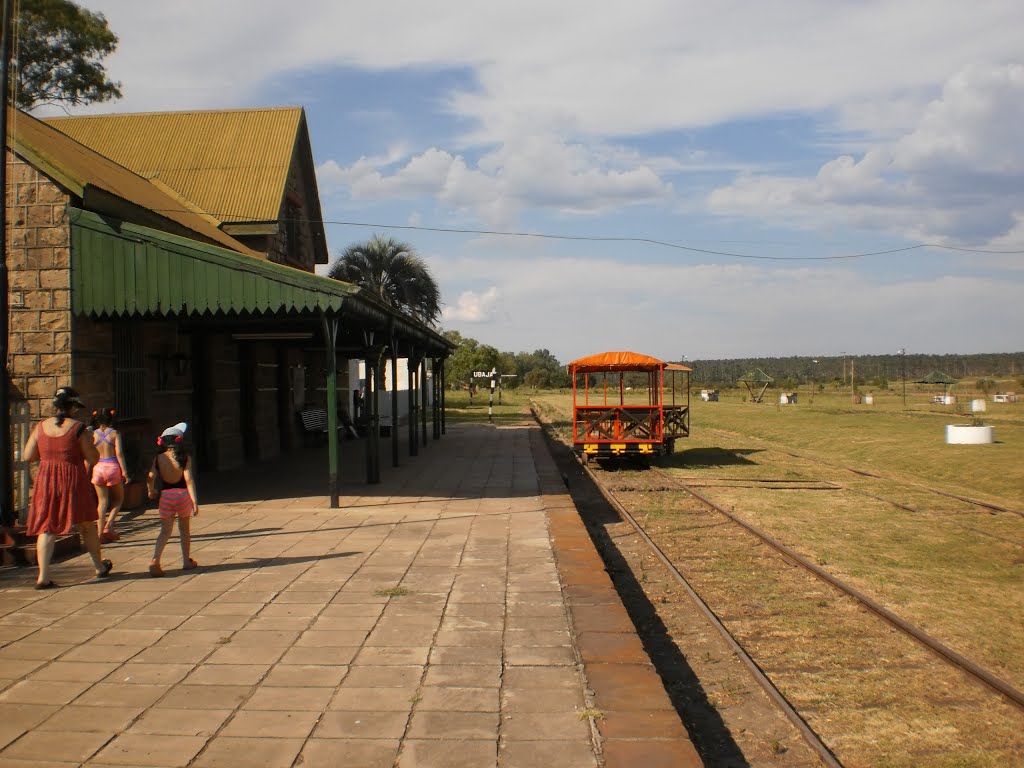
xmin=568 ymin=351 xmax=676 ymax=373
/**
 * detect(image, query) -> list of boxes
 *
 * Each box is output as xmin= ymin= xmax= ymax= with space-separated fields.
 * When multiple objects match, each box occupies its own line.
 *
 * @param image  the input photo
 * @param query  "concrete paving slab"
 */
xmin=0 ymin=421 xmax=701 ymax=767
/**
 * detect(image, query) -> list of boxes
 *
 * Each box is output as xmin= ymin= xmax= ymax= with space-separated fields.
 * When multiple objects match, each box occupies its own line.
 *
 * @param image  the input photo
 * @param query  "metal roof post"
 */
xmin=319 ymin=311 xmax=340 ymax=508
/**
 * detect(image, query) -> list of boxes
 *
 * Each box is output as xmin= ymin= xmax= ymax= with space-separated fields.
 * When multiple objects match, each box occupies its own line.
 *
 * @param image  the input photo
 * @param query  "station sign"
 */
xmin=473 ymin=368 xmax=498 ymax=378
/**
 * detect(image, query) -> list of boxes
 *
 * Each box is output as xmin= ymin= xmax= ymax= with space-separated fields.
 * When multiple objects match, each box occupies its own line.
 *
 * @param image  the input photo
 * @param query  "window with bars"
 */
xmin=114 ymin=323 xmax=146 ymax=419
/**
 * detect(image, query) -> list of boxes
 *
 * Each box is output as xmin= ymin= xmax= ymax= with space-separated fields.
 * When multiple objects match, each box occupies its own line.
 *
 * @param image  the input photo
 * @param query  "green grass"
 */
xmin=443 ymin=389 xmax=548 ymax=426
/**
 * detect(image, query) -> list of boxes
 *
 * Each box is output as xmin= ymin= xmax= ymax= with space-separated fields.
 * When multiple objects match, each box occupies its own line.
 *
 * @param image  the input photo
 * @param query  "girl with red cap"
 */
xmin=146 ymin=422 xmax=199 ymax=576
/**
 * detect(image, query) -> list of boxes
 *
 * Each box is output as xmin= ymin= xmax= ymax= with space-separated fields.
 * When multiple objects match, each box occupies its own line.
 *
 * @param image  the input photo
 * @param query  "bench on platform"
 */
xmin=298 ymin=408 xmax=358 ymax=443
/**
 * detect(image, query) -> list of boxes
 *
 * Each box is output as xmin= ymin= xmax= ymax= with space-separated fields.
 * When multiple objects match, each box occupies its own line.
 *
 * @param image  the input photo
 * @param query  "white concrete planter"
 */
xmin=946 ymin=425 xmax=994 ymax=444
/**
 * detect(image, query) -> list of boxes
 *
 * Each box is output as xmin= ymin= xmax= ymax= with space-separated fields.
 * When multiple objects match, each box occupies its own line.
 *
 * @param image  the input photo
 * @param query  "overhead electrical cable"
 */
xmin=133 ymin=206 xmax=1024 ymax=260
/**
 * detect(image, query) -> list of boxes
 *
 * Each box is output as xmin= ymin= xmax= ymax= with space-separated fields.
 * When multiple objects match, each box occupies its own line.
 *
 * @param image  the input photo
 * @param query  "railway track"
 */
xmin=533 ymin=406 xmax=1024 ymax=766
xmin=584 ymin=462 xmax=1024 ymax=765
xmin=646 ymin=465 xmax=1023 ymax=711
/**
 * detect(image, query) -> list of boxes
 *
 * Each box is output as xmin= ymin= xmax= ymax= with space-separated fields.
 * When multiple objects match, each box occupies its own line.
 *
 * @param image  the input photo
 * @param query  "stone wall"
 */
xmin=6 ymin=153 xmax=74 ymax=420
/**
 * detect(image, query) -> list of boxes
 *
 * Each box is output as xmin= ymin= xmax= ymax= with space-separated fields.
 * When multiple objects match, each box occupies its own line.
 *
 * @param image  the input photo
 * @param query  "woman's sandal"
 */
xmin=182 ymin=558 xmax=199 ymax=571
xmin=102 ymin=528 xmax=120 ymax=543
xmin=34 ymin=580 xmax=57 ymax=590
xmin=96 ymin=559 xmax=114 ymax=579
xmin=148 ymin=562 xmax=164 ymax=578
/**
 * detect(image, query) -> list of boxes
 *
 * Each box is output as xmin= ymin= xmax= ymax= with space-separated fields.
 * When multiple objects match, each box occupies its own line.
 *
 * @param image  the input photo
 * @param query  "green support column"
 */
xmin=441 ymin=357 xmax=447 ymax=435
xmin=420 ymin=356 xmax=428 ymax=448
xmin=390 ymin=340 xmax=399 ymax=468
xmin=319 ymin=312 xmax=340 ymax=508
xmin=408 ymin=351 xmax=419 ymax=457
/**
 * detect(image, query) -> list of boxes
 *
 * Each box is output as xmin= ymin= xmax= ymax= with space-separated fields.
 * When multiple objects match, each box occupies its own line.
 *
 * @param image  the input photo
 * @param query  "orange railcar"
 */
xmin=568 ymin=351 xmax=690 ymax=461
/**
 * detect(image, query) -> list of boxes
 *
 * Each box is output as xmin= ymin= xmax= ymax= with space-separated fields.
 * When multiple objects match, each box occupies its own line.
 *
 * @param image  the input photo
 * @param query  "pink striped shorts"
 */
xmin=91 ymin=459 xmax=123 ymax=487
xmin=158 ymin=488 xmax=194 ymax=519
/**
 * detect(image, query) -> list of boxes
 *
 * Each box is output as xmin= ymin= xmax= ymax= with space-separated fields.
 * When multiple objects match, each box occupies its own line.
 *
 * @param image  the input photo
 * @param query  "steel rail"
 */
xmin=578 ymin=459 xmax=844 ymax=768
xmin=648 ymin=467 xmax=1024 ymax=712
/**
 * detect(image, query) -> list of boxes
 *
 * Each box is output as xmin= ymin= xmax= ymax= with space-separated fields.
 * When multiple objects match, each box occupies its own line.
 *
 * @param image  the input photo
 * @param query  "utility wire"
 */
xmin=135 ymin=205 xmax=1024 ymax=261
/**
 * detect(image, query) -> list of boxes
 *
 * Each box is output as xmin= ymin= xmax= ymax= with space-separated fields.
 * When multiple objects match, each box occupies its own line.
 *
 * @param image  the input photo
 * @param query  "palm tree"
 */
xmin=327 ymin=235 xmax=441 ymax=325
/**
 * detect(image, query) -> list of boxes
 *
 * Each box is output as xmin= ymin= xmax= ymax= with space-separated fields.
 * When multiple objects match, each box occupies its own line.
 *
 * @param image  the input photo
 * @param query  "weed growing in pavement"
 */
xmin=576 ymin=708 xmax=605 ymax=720
xmin=375 ymin=586 xmax=412 ymax=597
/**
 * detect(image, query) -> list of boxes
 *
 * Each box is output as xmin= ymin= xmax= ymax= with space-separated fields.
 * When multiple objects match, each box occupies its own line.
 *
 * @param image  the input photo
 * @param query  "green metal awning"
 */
xmin=70 ymin=207 xmax=356 ymax=318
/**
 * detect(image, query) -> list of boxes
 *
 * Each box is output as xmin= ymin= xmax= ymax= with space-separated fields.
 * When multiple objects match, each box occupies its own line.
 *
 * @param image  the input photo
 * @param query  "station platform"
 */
xmin=0 ymin=419 xmax=701 ymax=767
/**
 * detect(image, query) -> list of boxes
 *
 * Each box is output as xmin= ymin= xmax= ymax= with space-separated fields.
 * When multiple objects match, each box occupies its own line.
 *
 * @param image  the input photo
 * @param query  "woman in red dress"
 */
xmin=23 ymin=387 xmax=113 ymax=589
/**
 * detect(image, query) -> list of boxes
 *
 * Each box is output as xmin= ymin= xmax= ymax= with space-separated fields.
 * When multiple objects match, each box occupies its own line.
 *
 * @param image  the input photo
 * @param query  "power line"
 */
xmin=315 ymin=219 xmax=1024 ymax=260
xmin=138 ymin=205 xmax=1024 ymax=261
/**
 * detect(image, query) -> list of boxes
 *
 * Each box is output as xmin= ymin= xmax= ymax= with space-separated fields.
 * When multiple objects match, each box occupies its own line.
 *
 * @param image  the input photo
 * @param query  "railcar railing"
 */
xmin=573 ymin=405 xmax=664 ymax=443
xmin=663 ymin=404 xmax=689 ymax=438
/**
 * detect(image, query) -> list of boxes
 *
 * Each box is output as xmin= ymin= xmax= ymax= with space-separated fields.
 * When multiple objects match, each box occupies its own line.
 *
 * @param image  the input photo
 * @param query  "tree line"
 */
xmin=440 ymin=340 xmax=1024 ymax=394
xmin=442 ymin=332 xmax=568 ymax=391
xmin=685 ymin=352 xmax=1024 ymax=390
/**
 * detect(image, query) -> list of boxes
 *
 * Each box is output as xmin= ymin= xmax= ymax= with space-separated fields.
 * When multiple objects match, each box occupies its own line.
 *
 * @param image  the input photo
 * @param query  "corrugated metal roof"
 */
xmin=44 ymin=107 xmax=302 ymax=224
xmin=71 ymin=208 xmax=353 ymax=318
xmin=7 ymin=108 xmax=261 ymax=257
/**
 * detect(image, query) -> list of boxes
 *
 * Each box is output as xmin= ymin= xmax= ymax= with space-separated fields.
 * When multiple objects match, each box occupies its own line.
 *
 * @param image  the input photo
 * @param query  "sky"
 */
xmin=47 ymin=2 xmax=1024 ymax=363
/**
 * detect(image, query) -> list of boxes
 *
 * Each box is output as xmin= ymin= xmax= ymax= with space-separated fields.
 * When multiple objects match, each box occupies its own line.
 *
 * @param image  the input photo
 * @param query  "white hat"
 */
xmin=161 ymin=422 xmax=188 ymax=438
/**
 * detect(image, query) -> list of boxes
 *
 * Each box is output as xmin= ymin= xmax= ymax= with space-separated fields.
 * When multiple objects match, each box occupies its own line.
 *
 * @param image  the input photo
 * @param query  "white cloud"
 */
xmin=709 ymin=64 xmax=1024 ymax=246
xmin=442 ymin=287 xmax=502 ymax=323
xmin=72 ymin=2 xmax=1024 ymax=134
xmin=321 ymin=137 xmax=672 ymax=224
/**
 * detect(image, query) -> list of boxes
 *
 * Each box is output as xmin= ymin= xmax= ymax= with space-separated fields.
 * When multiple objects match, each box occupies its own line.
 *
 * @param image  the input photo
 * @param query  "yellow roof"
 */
xmin=7 ymin=108 xmax=262 ymax=257
xmin=43 ymin=107 xmax=304 ymax=225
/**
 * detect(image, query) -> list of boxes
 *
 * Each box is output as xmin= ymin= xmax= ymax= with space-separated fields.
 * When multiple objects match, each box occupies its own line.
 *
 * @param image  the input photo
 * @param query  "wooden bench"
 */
xmin=298 ymin=408 xmax=358 ymax=442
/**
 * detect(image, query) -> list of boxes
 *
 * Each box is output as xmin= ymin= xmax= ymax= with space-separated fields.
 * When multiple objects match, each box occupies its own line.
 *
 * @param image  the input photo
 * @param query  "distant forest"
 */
xmin=683 ymin=352 xmax=1024 ymax=389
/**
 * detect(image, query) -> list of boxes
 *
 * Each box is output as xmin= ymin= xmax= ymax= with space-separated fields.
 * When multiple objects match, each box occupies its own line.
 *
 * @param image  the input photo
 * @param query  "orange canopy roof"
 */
xmin=568 ymin=351 xmax=669 ymax=373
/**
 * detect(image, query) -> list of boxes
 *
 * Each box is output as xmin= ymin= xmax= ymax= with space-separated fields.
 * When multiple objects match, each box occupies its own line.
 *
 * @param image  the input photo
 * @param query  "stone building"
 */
xmin=5 ymin=106 xmax=451 ymax=515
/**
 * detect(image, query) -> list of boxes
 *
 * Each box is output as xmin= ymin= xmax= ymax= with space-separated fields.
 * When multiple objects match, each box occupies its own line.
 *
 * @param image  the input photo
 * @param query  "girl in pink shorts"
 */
xmin=146 ymin=422 xmax=199 ymax=577
xmin=90 ymin=408 xmax=129 ymax=543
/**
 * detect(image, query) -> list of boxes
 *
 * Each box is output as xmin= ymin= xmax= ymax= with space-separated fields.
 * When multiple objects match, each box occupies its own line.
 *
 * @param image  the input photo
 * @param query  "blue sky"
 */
xmin=56 ymin=2 xmax=1024 ymax=363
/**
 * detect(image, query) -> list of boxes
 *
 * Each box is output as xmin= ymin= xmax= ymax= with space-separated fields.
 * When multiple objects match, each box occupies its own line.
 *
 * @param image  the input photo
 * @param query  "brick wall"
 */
xmin=6 ymin=152 xmax=74 ymax=420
